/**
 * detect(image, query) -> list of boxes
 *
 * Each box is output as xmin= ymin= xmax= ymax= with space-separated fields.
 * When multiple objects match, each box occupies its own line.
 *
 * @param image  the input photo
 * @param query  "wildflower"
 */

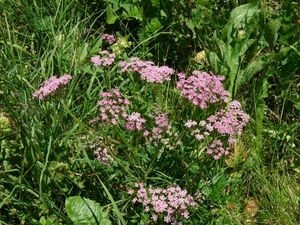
xmin=143 ymin=130 xmax=150 ymax=137
xmin=98 ymin=89 xmax=130 ymax=125
xmin=118 ymin=57 xmax=174 ymax=83
xmin=184 ymin=120 xmax=197 ymax=128
xmin=130 ymin=182 xmax=199 ymax=224
xmin=33 ymin=74 xmax=72 ymax=100
xmin=207 ymin=140 xmax=231 ymax=160
xmin=81 ymin=135 xmax=115 ymax=166
xmin=91 ymin=50 xmax=115 ymax=67
xmin=207 ymin=100 xmax=250 ymax=135
xmin=151 ymin=214 xmax=158 ymax=222
xmin=194 ymin=50 xmax=208 ymax=65
xmin=177 ymin=70 xmax=229 ymax=109
xmin=124 ymin=112 xmax=146 ymax=131
xmin=94 ymin=147 xmax=114 ymax=166
xmin=155 ymin=113 xmax=168 ymax=127
xmin=101 ymin=34 xmax=116 ymax=45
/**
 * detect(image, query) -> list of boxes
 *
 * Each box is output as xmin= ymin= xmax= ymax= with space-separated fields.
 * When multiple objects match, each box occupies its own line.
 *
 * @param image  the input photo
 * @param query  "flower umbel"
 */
xmin=91 ymin=50 xmax=115 ymax=67
xmin=119 ymin=57 xmax=174 ymax=83
xmin=177 ymin=70 xmax=229 ymax=109
xmin=97 ymin=89 xmax=130 ymax=125
xmin=32 ymin=74 xmax=72 ymax=100
xmin=124 ymin=112 xmax=146 ymax=131
xmin=101 ymin=34 xmax=116 ymax=45
xmin=130 ymin=182 xmax=199 ymax=224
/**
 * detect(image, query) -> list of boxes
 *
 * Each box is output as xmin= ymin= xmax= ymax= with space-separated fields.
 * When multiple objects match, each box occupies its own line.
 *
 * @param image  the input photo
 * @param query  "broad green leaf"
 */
xmin=264 ymin=18 xmax=281 ymax=49
xmin=230 ymin=3 xmax=259 ymax=29
xmin=186 ymin=19 xmax=196 ymax=38
xmin=227 ymin=47 xmax=240 ymax=75
xmin=90 ymin=39 xmax=103 ymax=55
xmin=207 ymin=51 xmax=222 ymax=75
xmin=77 ymin=43 xmax=89 ymax=62
xmin=147 ymin=18 xmax=162 ymax=32
xmin=239 ymin=39 xmax=255 ymax=57
xmin=106 ymin=7 xmax=118 ymax=24
xmin=160 ymin=10 xmax=167 ymax=17
xmin=214 ymin=37 xmax=226 ymax=61
xmin=236 ymin=55 xmax=268 ymax=93
xmin=66 ymin=196 xmax=112 ymax=225
xmin=151 ymin=0 xmax=160 ymax=8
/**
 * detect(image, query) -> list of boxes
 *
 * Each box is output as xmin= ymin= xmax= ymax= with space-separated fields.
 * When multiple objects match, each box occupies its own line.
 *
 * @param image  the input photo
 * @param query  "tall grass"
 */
xmin=1 ymin=0 xmax=300 ymax=224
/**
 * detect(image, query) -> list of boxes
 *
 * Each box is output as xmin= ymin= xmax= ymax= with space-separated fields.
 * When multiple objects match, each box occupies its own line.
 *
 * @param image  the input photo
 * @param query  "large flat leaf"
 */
xmin=66 ymin=196 xmax=112 ymax=225
xmin=235 ymin=54 xmax=271 ymax=93
xmin=264 ymin=18 xmax=281 ymax=49
xmin=230 ymin=3 xmax=259 ymax=28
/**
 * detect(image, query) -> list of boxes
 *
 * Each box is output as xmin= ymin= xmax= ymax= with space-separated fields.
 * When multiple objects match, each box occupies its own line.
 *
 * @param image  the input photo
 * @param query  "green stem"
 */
xmin=61 ymin=101 xmax=137 ymax=179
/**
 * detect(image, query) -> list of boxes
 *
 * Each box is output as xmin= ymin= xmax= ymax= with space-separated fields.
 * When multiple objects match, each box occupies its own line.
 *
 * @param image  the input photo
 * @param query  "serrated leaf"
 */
xmin=122 ymin=6 xmax=143 ymax=21
xmin=264 ymin=18 xmax=281 ymax=49
xmin=66 ymin=196 xmax=112 ymax=225
xmin=207 ymin=51 xmax=222 ymax=74
xmin=214 ymin=37 xmax=226 ymax=61
xmin=236 ymin=54 xmax=271 ymax=91
xmin=239 ymin=39 xmax=255 ymax=57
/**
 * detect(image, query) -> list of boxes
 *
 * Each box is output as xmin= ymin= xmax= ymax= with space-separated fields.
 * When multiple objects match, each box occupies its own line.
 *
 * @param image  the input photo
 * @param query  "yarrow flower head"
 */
xmin=129 ymin=182 xmax=199 ymax=224
xmin=206 ymin=140 xmax=230 ymax=159
xmin=101 ymin=34 xmax=116 ymax=45
xmin=97 ymin=89 xmax=130 ymax=125
xmin=91 ymin=50 xmax=115 ymax=67
xmin=176 ymin=70 xmax=230 ymax=109
xmin=94 ymin=147 xmax=114 ymax=166
xmin=81 ymin=135 xmax=115 ymax=166
xmin=124 ymin=112 xmax=146 ymax=131
xmin=204 ymin=100 xmax=250 ymax=136
xmin=185 ymin=100 xmax=249 ymax=160
xmin=118 ymin=57 xmax=174 ymax=83
xmin=33 ymin=74 xmax=72 ymax=100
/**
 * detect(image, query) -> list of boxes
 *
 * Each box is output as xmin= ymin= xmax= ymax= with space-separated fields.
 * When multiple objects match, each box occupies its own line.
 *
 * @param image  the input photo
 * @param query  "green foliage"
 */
xmin=65 ymin=196 xmax=112 ymax=225
xmin=1 ymin=0 xmax=300 ymax=224
xmin=206 ymin=3 xmax=273 ymax=99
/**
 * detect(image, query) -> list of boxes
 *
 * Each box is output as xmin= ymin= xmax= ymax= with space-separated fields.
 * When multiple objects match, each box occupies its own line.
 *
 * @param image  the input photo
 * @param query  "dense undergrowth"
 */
xmin=1 ymin=0 xmax=300 ymax=224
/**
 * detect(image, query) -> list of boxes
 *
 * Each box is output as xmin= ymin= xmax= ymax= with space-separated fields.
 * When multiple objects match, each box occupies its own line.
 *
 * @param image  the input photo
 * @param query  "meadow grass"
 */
xmin=1 ymin=0 xmax=300 ymax=224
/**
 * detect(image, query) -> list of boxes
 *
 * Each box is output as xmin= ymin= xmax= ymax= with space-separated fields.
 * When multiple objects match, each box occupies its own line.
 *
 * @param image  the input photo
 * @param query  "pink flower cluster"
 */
xmin=33 ymin=74 xmax=72 ymax=100
xmin=184 ymin=101 xmax=249 ymax=159
xmin=176 ymin=71 xmax=230 ymax=109
xmin=145 ymin=112 xmax=168 ymax=142
xmin=206 ymin=140 xmax=230 ymax=160
xmin=130 ymin=182 xmax=199 ymax=224
xmin=81 ymin=135 xmax=115 ymax=166
xmin=101 ymin=34 xmax=116 ymax=45
xmin=94 ymin=147 xmax=114 ymax=166
xmin=98 ymin=89 xmax=130 ymax=125
xmin=118 ymin=57 xmax=174 ymax=83
xmin=205 ymin=100 xmax=250 ymax=136
xmin=91 ymin=50 xmax=115 ymax=67
xmin=124 ymin=112 xmax=146 ymax=131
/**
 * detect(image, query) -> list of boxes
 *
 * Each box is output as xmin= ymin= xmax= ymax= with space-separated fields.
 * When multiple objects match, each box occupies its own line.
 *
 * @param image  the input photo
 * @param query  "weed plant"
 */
xmin=1 ymin=0 xmax=300 ymax=224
